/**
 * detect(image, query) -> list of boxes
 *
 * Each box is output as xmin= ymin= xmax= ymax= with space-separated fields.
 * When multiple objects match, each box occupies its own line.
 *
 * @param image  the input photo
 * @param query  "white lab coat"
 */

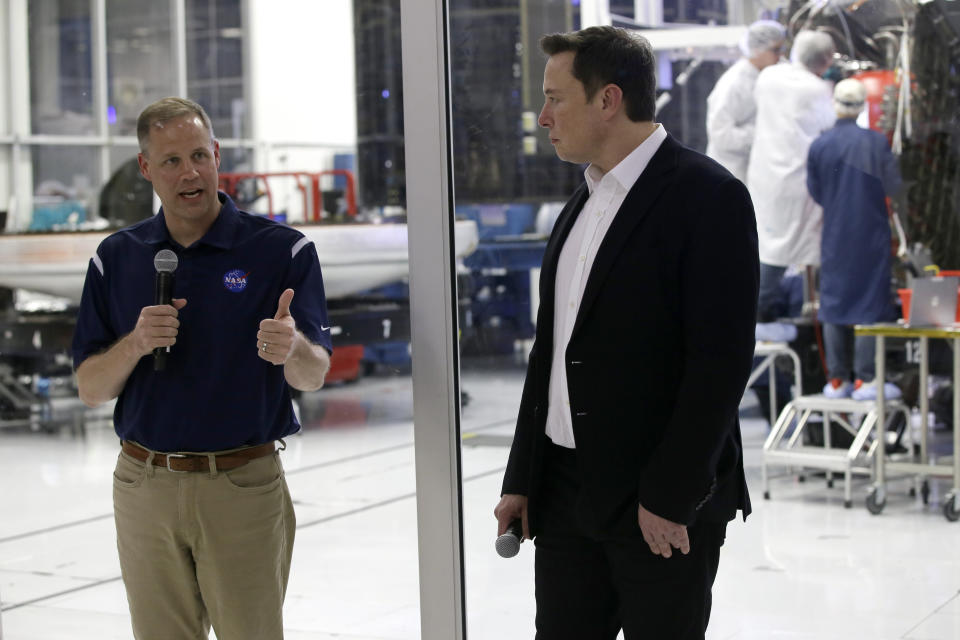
xmin=747 ymin=62 xmax=835 ymax=267
xmin=705 ymin=58 xmax=759 ymax=183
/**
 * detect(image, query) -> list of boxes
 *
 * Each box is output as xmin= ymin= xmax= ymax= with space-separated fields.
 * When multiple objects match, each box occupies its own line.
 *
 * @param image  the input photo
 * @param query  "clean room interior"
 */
xmin=1 ymin=1 xmax=959 ymax=639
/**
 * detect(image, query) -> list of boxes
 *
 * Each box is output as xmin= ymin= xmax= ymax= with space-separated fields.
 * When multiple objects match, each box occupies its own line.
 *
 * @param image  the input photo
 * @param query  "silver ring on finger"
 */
xmin=262 ymin=342 xmax=268 ymax=352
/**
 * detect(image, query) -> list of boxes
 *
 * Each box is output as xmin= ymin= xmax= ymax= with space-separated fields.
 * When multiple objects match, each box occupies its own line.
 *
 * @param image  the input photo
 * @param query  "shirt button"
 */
xmin=579 ymin=255 xmax=586 ymax=262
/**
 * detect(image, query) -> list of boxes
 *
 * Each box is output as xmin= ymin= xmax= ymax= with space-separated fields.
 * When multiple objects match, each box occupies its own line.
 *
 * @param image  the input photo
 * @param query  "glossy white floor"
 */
xmin=1 ymin=363 xmax=958 ymax=640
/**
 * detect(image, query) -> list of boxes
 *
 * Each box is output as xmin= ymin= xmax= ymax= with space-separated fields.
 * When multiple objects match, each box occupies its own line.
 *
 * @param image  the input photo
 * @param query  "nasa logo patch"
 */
xmin=223 ymin=269 xmax=249 ymax=292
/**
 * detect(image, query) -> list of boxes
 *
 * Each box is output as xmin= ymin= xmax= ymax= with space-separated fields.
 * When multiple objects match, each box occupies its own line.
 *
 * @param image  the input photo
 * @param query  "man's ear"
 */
xmin=137 ymin=153 xmax=152 ymax=182
xmin=600 ymin=84 xmax=624 ymax=119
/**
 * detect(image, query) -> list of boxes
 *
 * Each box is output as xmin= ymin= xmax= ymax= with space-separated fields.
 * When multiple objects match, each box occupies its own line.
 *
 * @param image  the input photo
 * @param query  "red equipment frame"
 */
xmin=218 ymin=169 xmax=357 ymax=222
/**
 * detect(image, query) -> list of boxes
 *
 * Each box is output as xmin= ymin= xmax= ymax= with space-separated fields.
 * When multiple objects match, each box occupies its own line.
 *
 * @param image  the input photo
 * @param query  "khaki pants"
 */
xmin=113 ymin=447 xmax=295 ymax=640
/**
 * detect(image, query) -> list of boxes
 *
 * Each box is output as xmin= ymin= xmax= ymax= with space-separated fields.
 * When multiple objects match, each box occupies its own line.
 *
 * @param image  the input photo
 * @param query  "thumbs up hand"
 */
xmin=274 ymin=288 xmax=294 ymax=321
xmin=257 ymin=288 xmax=299 ymax=365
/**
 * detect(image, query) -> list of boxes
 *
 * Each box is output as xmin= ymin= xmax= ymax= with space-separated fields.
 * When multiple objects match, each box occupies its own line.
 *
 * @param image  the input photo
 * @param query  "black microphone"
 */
xmin=495 ymin=519 xmax=523 ymax=558
xmin=153 ymin=249 xmax=179 ymax=371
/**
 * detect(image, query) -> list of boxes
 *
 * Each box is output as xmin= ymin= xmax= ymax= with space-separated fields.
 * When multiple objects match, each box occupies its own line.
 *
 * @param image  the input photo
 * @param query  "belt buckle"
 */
xmin=165 ymin=453 xmax=189 ymax=473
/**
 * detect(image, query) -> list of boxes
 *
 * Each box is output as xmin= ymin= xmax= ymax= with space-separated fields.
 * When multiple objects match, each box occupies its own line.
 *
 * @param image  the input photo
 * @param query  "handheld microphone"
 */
xmin=153 ymin=249 xmax=179 ymax=371
xmin=495 ymin=519 xmax=523 ymax=558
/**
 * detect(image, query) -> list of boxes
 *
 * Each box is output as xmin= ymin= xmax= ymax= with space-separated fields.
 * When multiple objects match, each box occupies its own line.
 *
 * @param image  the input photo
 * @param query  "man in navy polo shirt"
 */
xmin=72 ymin=97 xmax=332 ymax=640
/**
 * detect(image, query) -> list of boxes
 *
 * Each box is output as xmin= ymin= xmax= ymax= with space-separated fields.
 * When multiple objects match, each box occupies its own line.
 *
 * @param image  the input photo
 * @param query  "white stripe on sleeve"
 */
xmin=291 ymin=237 xmax=312 ymax=258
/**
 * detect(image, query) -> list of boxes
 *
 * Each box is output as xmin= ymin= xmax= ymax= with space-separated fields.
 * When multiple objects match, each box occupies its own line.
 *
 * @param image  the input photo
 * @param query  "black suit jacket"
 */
xmin=502 ymin=134 xmax=759 ymax=539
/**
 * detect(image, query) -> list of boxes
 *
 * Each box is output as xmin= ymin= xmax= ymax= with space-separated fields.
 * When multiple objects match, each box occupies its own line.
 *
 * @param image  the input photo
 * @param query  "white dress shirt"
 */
xmin=545 ymin=124 xmax=668 ymax=448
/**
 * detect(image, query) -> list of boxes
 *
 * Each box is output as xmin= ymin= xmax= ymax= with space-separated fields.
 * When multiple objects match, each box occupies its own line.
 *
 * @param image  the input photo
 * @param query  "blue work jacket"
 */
xmin=807 ymin=119 xmax=902 ymax=325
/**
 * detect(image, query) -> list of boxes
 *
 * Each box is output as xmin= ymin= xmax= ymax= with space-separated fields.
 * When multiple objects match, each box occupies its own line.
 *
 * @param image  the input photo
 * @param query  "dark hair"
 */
xmin=539 ymin=26 xmax=656 ymax=122
xmin=137 ymin=97 xmax=215 ymax=154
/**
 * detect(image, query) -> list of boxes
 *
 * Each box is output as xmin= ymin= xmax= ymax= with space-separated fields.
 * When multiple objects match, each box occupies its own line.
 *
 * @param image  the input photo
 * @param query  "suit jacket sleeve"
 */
xmin=636 ymin=175 xmax=759 ymax=524
xmin=501 ymin=340 xmax=538 ymax=496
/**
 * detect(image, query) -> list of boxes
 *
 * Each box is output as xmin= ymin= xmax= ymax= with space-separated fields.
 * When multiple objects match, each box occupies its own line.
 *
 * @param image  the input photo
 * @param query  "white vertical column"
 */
xmin=0 ymin=0 xmax=10 ymax=224
xmin=7 ymin=0 xmax=32 ymax=231
xmin=29 ymin=3 xmax=59 ymax=118
xmin=241 ymin=0 xmax=261 ymax=169
xmin=240 ymin=0 xmax=256 ymax=166
xmin=635 ymin=0 xmax=664 ymax=26
xmin=727 ymin=0 xmax=745 ymax=27
xmin=171 ymin=0 xmax=187 ymax=98
xmin=91 ymin=0 xmax=110 ymax=210
xmin=400 ymin=0 xmax=466 ymax=639
xmin=580 ymin=0 xmax=611 ymax=28
xmin=91 ymin=0 xmax=108 ymax=139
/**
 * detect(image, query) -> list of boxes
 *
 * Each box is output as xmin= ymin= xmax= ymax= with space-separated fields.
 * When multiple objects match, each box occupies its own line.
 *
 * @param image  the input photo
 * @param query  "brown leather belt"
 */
xmin=121 ymin=440 xmax=276 ymax=473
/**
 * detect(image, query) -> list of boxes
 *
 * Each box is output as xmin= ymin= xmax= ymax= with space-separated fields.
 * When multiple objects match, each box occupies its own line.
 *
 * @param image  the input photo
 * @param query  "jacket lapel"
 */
xmin=570 ymin=134 xmax=680 ymax=339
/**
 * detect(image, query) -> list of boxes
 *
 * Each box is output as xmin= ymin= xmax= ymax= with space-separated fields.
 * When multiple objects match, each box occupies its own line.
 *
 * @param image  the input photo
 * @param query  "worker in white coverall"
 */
xmin=747 ymin=30 xmax=836 ymax=321
xmin=705 ymin=20 xmax=786 ymax=183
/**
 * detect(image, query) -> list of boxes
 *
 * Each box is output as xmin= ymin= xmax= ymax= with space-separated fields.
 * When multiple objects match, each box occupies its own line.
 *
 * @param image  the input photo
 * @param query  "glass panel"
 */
xmin=105 ymin=0 xmax=174 ymax=136
xmin=450 ymin=3 xmax=574 ymax=637
xmin=186 ymin=0 xmax=247 ymax=140
xmin=1 ymin=3 xmax=421 ymax=639
xmin=216 ymin=143 xmax=254 ymax=174
xmin=355 ymin=0 xmax=405 ymax=208
xmin=452 ymin=2 xmax=926 ymax=639
xmin=30 ymin=145 xmax=99 ymax=230
xmin=101 ymin=144 xmax=154 ymax=227
xmin=28 ymin=0 xmax=95 ymax=135
xmin=450 ymin=0 xmax=581 ymax=204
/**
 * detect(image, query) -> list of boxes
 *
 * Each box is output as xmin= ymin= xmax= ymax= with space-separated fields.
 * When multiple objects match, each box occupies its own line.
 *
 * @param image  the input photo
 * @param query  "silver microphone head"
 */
xmin=154 ymin=249 xmax=179 ymax=274
xmin=495 ymin=532 xmax=521 ymax=558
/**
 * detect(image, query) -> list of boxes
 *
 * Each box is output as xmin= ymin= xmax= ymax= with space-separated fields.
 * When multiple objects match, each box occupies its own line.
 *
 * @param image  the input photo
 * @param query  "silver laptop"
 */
xmin=908 ymin=276 xmax=959 ymax=327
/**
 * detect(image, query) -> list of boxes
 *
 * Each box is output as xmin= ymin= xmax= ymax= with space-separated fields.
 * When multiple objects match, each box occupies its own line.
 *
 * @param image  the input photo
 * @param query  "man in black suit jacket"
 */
xmin=494 ymin=26 xmax=759 ymax=639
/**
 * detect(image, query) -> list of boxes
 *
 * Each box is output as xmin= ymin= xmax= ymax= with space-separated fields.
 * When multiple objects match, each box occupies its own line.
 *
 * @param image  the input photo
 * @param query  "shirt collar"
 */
xmin=584 ymin=123 xmax=668 ymax=194
xmin=143 ymin=192 xmax=241 ymax=249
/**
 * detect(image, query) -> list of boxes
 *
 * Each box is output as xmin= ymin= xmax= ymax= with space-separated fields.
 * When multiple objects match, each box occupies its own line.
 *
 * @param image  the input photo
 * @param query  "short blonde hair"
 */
xmin=137 ymin=97 xmax=215 ymax=154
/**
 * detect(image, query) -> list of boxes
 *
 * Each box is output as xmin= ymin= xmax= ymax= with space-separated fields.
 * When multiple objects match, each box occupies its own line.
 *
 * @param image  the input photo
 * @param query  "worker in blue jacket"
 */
xmin=807 ymin=78 xmax=902 ymax=401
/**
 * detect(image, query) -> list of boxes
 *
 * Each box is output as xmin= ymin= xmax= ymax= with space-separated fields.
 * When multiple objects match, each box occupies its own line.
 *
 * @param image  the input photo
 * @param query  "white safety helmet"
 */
xmin=834 ymin=78 xmax=867 ymax=118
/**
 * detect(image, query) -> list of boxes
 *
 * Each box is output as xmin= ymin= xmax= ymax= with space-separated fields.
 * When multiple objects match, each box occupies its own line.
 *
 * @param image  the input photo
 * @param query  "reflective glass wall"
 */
xmin=445 ymin=0 xmax=949 ymax=637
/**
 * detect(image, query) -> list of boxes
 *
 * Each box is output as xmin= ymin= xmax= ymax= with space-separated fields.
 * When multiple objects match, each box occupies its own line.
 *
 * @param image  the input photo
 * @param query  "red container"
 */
xmin=898 ymin=288 xmax=911 ymax=321
xmin=326 ymin=344 xmax=365 ymax=383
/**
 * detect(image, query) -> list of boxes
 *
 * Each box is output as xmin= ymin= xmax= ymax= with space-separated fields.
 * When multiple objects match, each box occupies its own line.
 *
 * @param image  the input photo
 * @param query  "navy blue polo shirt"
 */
xmin=72 ymin=193 xmax=333 ymax=452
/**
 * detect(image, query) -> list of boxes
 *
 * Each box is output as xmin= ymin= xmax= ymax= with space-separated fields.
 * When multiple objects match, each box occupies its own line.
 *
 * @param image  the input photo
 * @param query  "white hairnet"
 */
xmin=739 ymin=20 xmax=786 ymax=57
xmin=789 ymin=30 xmax=836 ymax=73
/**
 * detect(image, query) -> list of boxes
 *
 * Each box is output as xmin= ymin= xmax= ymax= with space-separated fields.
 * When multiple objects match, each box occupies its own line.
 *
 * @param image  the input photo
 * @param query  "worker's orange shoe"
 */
xmin=822 ymin=378 xmax=852 ymax=398
xmin=851 ymin=379 xmax=903 ymax=401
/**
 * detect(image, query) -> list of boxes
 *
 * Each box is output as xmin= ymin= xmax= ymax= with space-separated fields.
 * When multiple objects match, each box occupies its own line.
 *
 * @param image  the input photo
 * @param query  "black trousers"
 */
xmin=533 ymin=441 xmax=725 ymax=640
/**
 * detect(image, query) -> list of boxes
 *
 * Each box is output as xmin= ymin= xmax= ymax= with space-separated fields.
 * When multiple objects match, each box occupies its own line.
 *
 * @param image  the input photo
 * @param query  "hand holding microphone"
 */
xmin=496 ymin=519 xmax=524 ymax=558
xmin=126 ymin=250 xmax=185 ymax=370
xmin=494 ymin=493 xmax=529 ymax=558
